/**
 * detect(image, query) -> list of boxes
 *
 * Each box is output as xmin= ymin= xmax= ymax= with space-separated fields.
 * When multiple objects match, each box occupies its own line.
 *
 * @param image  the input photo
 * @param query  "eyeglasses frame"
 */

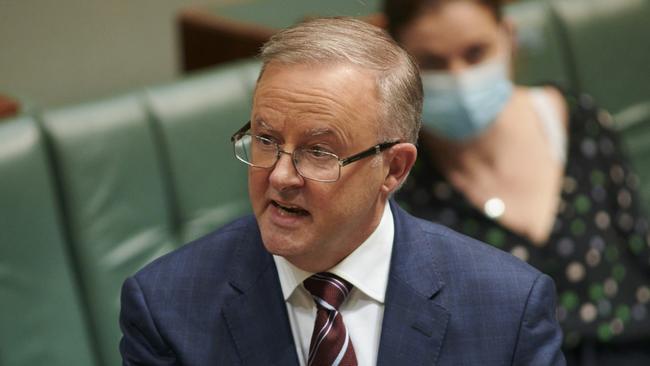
xmin=230 ymin=121 xmax=400 ymax=182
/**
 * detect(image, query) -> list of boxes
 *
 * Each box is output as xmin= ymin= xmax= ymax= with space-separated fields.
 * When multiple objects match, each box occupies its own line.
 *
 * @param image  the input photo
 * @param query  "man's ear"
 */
xmin=382 ymin=143 xmax=417 ymax=195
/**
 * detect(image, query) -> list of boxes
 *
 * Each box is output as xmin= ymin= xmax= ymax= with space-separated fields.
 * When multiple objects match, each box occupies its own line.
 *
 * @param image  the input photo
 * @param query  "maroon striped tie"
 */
xmin=303 ymin=272 xmax=357 ymax=366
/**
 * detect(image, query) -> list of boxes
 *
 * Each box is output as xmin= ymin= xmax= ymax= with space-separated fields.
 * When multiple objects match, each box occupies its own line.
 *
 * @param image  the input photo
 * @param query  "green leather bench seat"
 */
xmin=41 ymin=96 xmax=179 ymax=366
xmin=0 ymin=116 xmax=97 ymax=366
xmin=28 ymin=61 xmax=258 ymax=366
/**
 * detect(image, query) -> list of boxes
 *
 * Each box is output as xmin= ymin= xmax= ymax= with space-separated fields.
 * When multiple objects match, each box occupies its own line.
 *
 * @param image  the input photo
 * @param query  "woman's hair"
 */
xmin=384 ymin=0 xmax=504 ymax=39
xmin=259 ymin=17 xmax=423 ymax=144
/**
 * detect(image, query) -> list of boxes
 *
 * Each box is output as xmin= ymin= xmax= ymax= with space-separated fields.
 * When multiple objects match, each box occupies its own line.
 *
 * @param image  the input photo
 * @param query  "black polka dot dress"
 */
xmin=396 ymin=93 xmax=650 ymax=350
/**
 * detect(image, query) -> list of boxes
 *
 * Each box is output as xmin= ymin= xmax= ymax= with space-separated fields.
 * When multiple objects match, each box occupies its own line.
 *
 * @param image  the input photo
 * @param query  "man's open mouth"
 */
xmin=271 ymin=200 xmax=310 ymax=216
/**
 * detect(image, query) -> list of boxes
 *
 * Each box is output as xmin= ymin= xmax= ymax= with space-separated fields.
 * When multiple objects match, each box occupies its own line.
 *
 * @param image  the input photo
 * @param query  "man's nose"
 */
xmin=269 ymin=150 xmax=303 ymax=190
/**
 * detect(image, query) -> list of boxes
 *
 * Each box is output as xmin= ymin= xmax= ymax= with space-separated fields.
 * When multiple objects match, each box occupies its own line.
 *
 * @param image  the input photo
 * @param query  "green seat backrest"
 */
xmin=146 ymin=60 xmax=260 ymax=242
xmin=552 ymin=0 xmax=650 ymax=115
xmin=506 ymin=0 xmax=572 ymax=87
xmin=0 ymin=117 xmax=97 ymax=366
xmin=40 ymin=96 xmax=179 ymax=366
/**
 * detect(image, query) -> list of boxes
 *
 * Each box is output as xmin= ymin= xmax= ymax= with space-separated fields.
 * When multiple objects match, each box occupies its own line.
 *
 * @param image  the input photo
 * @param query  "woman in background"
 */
xmin=386 ymin=0 xmax=650 ymax=364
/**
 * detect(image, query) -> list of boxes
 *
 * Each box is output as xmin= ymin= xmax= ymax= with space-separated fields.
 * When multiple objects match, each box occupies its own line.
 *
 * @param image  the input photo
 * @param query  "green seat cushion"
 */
xmin=0 ymin=116 xmax=97 ymax=366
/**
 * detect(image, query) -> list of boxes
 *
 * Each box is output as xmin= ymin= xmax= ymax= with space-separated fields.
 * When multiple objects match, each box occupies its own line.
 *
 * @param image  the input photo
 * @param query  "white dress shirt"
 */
xmin=273 ymin=203 xmax=394 ymax=366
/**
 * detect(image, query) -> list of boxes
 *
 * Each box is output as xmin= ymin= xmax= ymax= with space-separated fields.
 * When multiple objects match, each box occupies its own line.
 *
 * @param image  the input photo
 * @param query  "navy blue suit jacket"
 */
xmin=120 ymin=201 xmax=565 ymax=365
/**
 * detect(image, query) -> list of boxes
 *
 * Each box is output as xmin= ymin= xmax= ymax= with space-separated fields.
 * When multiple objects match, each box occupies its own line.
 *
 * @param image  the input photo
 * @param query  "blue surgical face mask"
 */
xmin=421 ymin=57 xmax=514 ymax=141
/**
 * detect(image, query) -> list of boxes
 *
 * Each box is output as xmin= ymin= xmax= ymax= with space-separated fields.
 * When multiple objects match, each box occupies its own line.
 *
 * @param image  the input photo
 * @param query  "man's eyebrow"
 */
xmin=252 ymin=120 xmax=335 ymax=138
xmin=253 ymin=119 xmax=274 ymax=131
xmin=305 ymin=127 xmax=334 ymax=137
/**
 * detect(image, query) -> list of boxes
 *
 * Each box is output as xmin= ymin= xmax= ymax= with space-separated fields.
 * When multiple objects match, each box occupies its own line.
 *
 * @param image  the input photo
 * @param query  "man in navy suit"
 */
xmin=120 ymin=17 xmax=565 ymax=365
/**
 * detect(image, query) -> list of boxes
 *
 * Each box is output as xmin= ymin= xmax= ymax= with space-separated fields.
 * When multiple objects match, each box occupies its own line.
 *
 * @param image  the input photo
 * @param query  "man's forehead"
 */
xmin=251 ymin=62 xmax=380 ymax=140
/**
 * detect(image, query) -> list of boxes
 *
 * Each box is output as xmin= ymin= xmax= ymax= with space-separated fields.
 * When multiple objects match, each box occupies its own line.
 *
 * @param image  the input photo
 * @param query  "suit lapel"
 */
xmin=377 ymin=202 xmax=450 ymax=366
xmin=221 ymin=225 xmax=300 ymax=366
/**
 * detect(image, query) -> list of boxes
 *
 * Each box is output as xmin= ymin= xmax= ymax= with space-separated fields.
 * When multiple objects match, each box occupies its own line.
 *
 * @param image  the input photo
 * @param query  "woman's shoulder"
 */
xmin=538 ymin=85 xmax=569 ymax=125
xmin=527 ymin=84 xmax=617 ymax=133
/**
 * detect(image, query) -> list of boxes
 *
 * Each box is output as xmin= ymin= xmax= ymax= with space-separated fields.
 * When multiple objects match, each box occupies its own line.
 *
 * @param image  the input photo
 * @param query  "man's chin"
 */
xmin=261 ymin=231 xmax=307 ymax=257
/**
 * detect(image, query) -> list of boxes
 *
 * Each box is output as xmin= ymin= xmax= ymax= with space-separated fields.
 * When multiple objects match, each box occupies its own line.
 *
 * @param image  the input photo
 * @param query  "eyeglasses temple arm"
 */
xmin=340 ymin=141 xmax=400 ymax=166
xmin=230 ymin=120 xmax=252 ymax=142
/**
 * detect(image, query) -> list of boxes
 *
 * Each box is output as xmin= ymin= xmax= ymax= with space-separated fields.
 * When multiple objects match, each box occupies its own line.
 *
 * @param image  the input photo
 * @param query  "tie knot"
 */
xmin=303 ymin=272 xmax=353 ymax=310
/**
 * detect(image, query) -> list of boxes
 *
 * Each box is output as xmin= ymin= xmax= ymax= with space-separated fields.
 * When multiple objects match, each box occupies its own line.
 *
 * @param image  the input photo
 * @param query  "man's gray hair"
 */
xmin=258 ymin=17 xmax=422 ymax=144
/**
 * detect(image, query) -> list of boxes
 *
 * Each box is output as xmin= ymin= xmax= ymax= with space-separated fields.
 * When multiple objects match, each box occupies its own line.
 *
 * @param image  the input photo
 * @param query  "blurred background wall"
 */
xmin=0 ymin=0 xmax=237 ymax=109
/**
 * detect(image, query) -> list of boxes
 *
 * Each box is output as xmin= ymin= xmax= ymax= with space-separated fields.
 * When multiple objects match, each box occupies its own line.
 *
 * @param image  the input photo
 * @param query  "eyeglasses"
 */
xmin=230 ymin=121 xmax=400 ymax=183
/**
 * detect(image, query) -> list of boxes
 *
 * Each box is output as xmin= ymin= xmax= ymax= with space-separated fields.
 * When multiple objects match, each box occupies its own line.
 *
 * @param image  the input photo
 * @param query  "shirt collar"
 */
xmin=273 ymin=202 xmax=394 ymax=303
